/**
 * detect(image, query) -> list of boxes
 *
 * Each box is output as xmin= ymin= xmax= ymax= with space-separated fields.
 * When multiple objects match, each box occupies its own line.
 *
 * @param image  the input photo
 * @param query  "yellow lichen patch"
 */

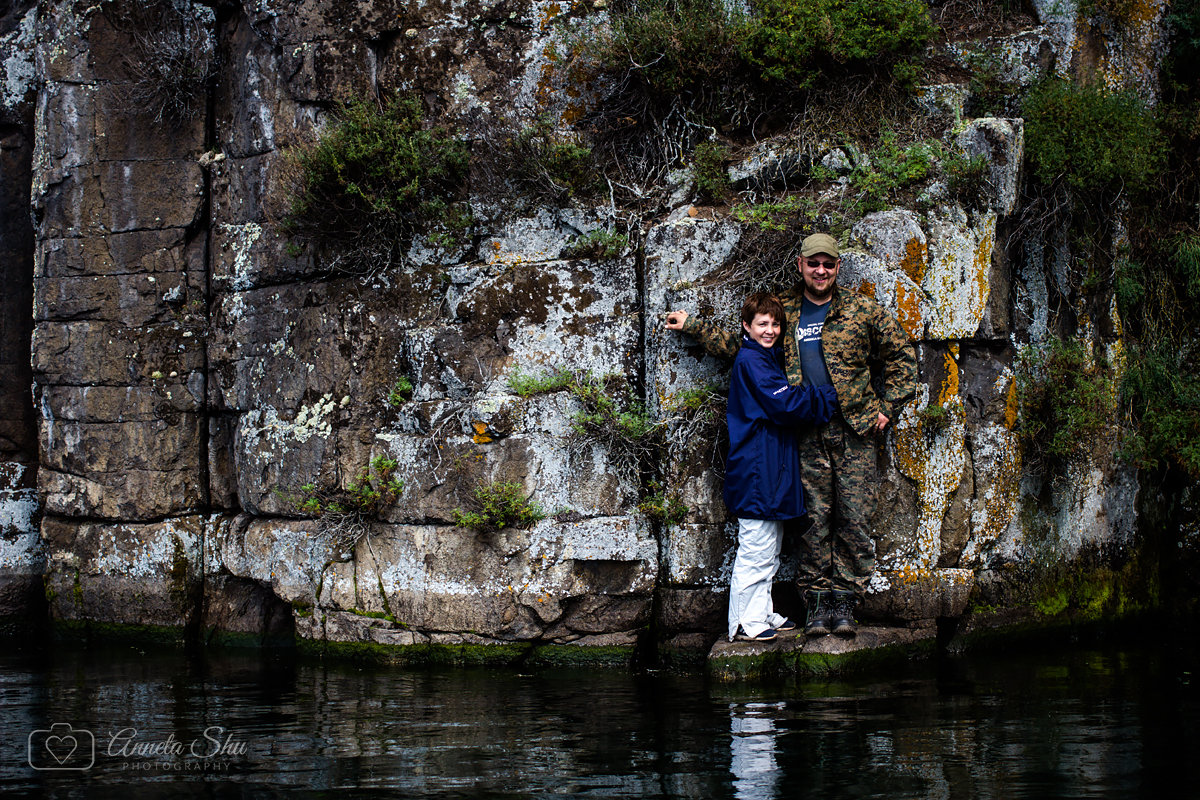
xmin=541 ymin=2 xmax=563 ymax=29
xmin=1004 ymin=379 xmax=1018 ymax=430
xmin=856 ymin=279 xmax=877 ymax=299
xmin=891 ymin=562 xmax=937 ymax=586
xmin=472 ymin=421 xmax=492 ymax=444
xmin=900 ymin=237 xmax=928 ymax=284
xmin=894 ymin=349 xmax=967 ymax=569
xmin=561 ymin=102 xmax=585 ymax=125
xmin=964 ymin=425 xmax=1022 ymax=563
xmin=1126 ymin=0 xmax=1164 ymax=25
xmin=938 ymin=350 xmax=959 ymax=406
xmin=973 ymin=225 xmax=993 ymax=315
xmin=896 ymin=281 xmax=922 ymax=341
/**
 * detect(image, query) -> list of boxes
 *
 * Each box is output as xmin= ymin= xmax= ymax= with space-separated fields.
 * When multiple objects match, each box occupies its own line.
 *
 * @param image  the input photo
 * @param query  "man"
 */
xmin=665 ymin=232 xmax=916 ymax=638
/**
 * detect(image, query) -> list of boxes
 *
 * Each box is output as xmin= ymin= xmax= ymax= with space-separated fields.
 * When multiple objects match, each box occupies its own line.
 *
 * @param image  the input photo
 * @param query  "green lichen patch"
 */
xmin=956 ymin=547 xmax=1161 ymax=652
xmin=297 ymin=638 xmax=534 ymax=667
xmin=708 ymin=632 xmax=935 ymax=682
xmin=524 ymin=644 xmax=637 ymax=669
xmin=52 ymin=619 xmax=189 ymax=648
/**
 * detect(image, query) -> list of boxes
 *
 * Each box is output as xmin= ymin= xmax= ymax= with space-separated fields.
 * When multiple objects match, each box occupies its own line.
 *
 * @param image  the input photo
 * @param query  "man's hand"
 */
xmin=664 ymin=310 xmax=689 ymax=331
xmin=876 ymin=413 xmax=890 ymax=432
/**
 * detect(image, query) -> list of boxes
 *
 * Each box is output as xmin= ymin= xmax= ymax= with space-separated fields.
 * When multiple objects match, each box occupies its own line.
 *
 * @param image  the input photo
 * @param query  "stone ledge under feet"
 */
xmin=708 ymin=625 xmax=937 ymax=681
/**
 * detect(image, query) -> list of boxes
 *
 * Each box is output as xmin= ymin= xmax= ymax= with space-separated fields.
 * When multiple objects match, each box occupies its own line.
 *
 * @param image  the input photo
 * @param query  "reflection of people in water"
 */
xmin=729 ymin=702 xmax=782 ymax=800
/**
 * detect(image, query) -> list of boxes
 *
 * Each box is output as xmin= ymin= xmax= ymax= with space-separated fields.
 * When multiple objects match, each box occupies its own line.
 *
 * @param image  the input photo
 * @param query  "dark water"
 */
xmin=1 ymin=637 xmax=1197 ymax=798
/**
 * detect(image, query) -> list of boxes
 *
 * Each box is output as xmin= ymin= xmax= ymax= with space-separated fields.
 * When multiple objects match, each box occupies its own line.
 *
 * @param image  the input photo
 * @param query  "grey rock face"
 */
xmin=1 ymin=0 xmax=1158 ymax=652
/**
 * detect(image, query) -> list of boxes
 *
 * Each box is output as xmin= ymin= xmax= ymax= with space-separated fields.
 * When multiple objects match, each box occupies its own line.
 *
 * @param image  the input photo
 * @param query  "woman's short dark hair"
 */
xmin=741 ymin=293 xmax=786 ymax=326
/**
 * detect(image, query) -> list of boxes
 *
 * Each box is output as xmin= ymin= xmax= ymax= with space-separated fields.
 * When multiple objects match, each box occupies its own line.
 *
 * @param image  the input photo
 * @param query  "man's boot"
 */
xmin=803 ymin=590 xmax=831 ymax=637
xmin=830 ymin=590 xmax=857 ymax=638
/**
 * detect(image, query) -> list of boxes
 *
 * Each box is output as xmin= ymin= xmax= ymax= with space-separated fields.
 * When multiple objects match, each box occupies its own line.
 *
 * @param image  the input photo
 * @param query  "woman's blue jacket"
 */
xmin=723 ymin=334 xmax=837 ymax=520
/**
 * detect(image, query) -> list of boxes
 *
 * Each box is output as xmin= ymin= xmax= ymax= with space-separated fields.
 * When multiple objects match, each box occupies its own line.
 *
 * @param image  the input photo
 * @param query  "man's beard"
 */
xmin=803 ymin=277 xmax=834 ymax=301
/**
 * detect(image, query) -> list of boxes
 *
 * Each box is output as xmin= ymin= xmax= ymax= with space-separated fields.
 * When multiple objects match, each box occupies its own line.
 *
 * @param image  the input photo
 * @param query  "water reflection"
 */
xmin=729 ymin=702 xmax=781 ymax=800
xmin=0 ymin=640 xmax=1196 ymax=797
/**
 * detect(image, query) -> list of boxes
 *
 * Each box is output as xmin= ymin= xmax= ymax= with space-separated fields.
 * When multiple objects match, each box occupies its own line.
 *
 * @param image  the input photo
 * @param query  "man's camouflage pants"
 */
xmin=796 ymin=415 xmax=878 ymax=596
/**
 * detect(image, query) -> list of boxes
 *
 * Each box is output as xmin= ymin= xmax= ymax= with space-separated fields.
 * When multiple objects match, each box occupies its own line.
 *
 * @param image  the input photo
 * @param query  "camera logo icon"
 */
xmin=28 ymin=723 xmax=95 ymax=771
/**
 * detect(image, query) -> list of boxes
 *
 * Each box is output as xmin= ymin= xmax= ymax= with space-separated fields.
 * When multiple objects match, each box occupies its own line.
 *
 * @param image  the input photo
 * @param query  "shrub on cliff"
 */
xmin=1023 ymin=79 xmax=1166 ymax=196
xmin=740 ymin=0 xmax=934 ymax=86
xmin=1120 ymin=340 xmax=1200 ymax=479
xmin=584 ymin=0 xmax=933 ymax=95
xmin=111 ymin=0 xmax=217 ymax=126
xmin=1015 ymin=338 xmax=1118 ymax=474
xmin=279 ymin=95 xmax=469 ymax=272
xmin=282 ymin=455 xmax=404 ymax=556
xmin=453 ymin=481 xmax=546 ymax=532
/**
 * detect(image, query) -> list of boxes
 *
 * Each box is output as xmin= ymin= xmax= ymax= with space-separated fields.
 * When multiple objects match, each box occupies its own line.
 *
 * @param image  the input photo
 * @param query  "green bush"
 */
xmin=291 ymin=455 xmax=403 ymax=518
xmin=847 ymin=132 xmax=938 ymax=214
xmin=1015 ymin=338 xmax=1118 ymax=471
xmin=580 ymin=0 xmax=933 ymax=96
xmin=1023 ymin=79 xmax=1166 ymax=195
xmin=387 ymin=377 xmax=414 ymax=408
xmin=561 ymin=230 xmax=630 ymax=260
xmin=945 ymin=152 xmax=992 ymax=204
xmin=637 ymin=481 xmax=689 ymax=527
xmin=1171 ymin=234 xmax=1200 ymax=300
xmin=918 ymin=403 xmax=950 ymax=434
xmin=453 ymin=481 xmax=546 ymax=532
xmin=1120 ymin=340 xmax=1200 ymax=479
xmin=741 ymin=0 xmax=935 ymax=86
xmin=588 ymin=0 xmax=747 ymax=96
xmin=280 ymin=95 xmax=469 ymax=268
xmin=507 ymin=368 xmax=575 ymax=398
xmin=693 ymin=142 xmax=732 ymax=202
xmin=281 ymin=455 xmax=404 ymax=556
xmin=732 ymin=196 xmax=813 ymax=231
xmin=504 ymin=115 xmax=600 ymax=203
xmin=569 ymin=373 xmax=661 ymax=471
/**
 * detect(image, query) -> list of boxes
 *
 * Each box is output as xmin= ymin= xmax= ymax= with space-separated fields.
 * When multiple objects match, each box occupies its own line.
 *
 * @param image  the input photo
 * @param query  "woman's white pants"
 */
xmin=728 ymin=518 xmax=787 ymax=640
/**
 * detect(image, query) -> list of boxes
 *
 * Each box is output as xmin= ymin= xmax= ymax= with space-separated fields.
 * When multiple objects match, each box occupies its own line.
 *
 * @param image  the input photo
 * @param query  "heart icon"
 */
xmin=45 ymin=735 xmax=77 ymax=765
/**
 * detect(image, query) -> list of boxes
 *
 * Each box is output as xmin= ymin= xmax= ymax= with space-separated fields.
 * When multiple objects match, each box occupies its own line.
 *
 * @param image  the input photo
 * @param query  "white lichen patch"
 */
xmin=243 ymin=393 xmax=338 ymax=449
xmin=1 ymin=7 xmax=36 ymax=109
xmin=0 ymin=462 xmax=43 ymax=573
xmin=916 ymin=83 xmax=968 ymax=121
xmin=322 ymin=516 xmax=656 ymax=630
xmin=923 ymin=208 xmax=996 ymax=339
xmin=1014 ymin=245 xmax=1050 ymax=345
xmin=960 ymin=420 xmax=1022 ymax=567
xmin=511 ymin=0 xmax=606 ymax=121
xmin=218 ymin=222 xmax=264 ymax=291
xmin=643 ymin=217 xmax=743 ymax=414
xmin=481 ymin=208 xmax=610 ymax=265
xmin=90 ymin=520 xmax=200 ymax=580
xmin=209 ymin=516 xmax=333 ymax=606
xmin=661 ymin=522 xmax=736 ymax=586
xmin=1053 ymin=461 xmax=1140 ymax=555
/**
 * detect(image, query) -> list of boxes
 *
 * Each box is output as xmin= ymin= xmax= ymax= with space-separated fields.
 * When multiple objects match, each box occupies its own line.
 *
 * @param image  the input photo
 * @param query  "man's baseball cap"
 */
xmin=801 ymin=233 xmax=839 ymax=258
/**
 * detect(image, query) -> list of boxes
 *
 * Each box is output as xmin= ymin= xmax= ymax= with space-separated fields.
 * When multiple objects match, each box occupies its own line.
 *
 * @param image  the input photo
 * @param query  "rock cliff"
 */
xmin=0 ymin=0 xmax=1183 ymax=659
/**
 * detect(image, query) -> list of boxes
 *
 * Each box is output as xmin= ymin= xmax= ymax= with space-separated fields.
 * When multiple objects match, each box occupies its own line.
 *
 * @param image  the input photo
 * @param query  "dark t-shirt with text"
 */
xmin=796 ymin=297 xmax=831 ymax=387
